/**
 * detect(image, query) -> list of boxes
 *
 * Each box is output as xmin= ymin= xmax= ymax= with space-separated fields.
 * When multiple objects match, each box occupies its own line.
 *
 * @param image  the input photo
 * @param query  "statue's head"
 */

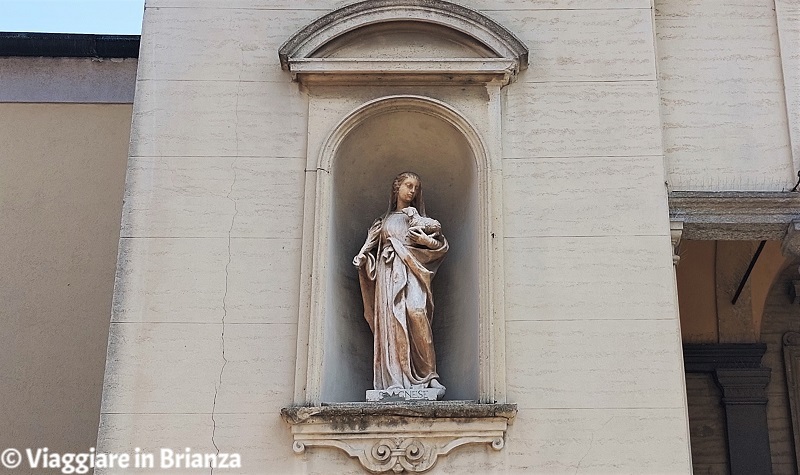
xmin=388 ymin=171 xmax=426 ymax=217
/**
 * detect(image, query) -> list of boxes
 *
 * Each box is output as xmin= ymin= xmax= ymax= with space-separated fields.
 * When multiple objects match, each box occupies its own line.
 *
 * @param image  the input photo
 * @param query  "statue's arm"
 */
xmin=353 ymin=219 xmax=381 ymax=267
xmin=407 ymin=227 xmax=442 ymax=249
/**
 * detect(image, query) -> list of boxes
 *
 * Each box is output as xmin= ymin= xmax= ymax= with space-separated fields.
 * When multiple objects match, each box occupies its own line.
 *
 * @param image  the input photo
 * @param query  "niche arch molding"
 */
xmin=278 ymin=0 xmax=529 ymax=85
xmin=295 ymin=94 xmax=508 ymax=406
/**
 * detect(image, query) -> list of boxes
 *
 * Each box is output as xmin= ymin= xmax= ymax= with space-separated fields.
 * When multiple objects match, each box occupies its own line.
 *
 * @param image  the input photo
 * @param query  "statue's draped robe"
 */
xmin=357 ymin=212 xmax=448 ymax=390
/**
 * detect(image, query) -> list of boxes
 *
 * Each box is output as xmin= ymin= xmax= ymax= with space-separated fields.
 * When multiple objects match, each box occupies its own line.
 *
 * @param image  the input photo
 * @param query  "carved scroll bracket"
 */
xmin=280 ymin=402 xmax=516 ymax=473
xmin=671 ymin=220 xmax=684 ymax=266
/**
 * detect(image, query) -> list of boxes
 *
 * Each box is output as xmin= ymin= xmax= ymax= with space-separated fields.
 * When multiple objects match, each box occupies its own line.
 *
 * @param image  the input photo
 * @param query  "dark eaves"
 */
xmin=0 ymin=32 xmax=140 ymax=58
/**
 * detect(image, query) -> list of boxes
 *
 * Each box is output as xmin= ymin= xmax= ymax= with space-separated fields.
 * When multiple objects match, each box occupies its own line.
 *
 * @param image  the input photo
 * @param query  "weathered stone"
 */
xmin=366 ymin=388 xmax=444 ymax=402
xmin=281 ymin=402 xmax=516 ymax=473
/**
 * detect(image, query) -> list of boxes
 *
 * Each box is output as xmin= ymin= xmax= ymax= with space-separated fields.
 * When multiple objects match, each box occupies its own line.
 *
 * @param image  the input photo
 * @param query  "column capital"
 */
xmin=714 ymin=368 xmax=771 ymax=405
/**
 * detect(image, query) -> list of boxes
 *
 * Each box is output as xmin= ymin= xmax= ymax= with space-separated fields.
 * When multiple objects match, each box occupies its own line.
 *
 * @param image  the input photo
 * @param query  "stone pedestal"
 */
xmin=366 ymin=388 xmax=445 ymax=402
xmin=281 ymin=402 xmax=515 ymax=473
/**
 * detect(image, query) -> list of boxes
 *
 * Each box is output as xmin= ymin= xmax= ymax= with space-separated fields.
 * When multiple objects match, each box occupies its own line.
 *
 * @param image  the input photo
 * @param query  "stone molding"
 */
xmin=683 ymin=343 xmax=767 ymax=373
xmin=278 ymin=0 xmax=528 ymax=85
xmin=670 ymin=220 xmax=683 ymax=266
xmin=668 ymin=191 xmax=800 ymax=241
xmin=281 ymin=402 xmax=516 ymax=473
xmin=283 ymin=58 xmax=520 ymax=86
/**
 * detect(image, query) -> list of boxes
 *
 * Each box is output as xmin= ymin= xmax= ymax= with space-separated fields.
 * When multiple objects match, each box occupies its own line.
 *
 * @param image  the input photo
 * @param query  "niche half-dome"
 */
xmin=278 ymin=0 xmax=528 ymax=85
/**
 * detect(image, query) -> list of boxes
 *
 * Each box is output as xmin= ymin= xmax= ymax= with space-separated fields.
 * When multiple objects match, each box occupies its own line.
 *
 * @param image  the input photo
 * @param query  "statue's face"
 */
xmin=398 ymin=176 xmax=419 ymax=204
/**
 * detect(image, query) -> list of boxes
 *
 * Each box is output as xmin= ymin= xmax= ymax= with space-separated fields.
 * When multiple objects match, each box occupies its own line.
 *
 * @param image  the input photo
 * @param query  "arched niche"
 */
xmin=284 ymin=0 xmax=523 ymax=408
xmin=322 ymin=100 xmax=480 ymax=402
xmin=280 ymin=2 xmax=522 ymax=469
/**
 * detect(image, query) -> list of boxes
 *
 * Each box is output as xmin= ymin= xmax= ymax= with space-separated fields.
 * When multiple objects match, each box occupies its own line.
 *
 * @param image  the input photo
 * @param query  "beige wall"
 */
xmin=0 ymin=103 xmax=131 ymax=457
xmin=656 ymin=0 xmax=795 ymax=191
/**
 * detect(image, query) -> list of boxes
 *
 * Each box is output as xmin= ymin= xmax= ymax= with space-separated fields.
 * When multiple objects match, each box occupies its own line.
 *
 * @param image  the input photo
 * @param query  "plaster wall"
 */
xmin=100 ymin=0 xmax=691 ymax=472
xmin=0 ymin=103 xmax=131 ymax=460
xmin=0 ymin=57 xmax=137 ymax=103
xmin=655 ymin=0 xmax=795 ymax=191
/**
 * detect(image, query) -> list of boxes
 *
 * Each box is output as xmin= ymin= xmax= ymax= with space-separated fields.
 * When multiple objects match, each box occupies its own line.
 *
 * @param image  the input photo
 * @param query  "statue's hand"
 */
xmin=408 ymin=228 xmax=437 ymax=248
xmin=353 ymin=253 xmax=367 ymax=267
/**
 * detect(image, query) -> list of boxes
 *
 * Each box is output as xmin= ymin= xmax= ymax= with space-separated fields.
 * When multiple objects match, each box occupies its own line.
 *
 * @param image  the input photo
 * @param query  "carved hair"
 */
xmin=385 ymin=171 xmax=426 ymax=218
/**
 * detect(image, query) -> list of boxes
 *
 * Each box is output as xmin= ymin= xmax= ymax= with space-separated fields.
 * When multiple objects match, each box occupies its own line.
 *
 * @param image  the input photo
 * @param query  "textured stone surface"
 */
xmin=503 ymin=408 xmax=691 ymax=473
xmin=137 ymin=7 xmax=321 ymax=83
xmin=99 ymin=1 xmax=694 ymax=473
xmin=129 ymin=80 xmax=308 ymax=158
xmin=281 ymin=402 xmax=517 ymax=424
xmin=503 ymin=81 xmax=662 ymax=158
xmin=656 ymin=0 xmax=794 ymax=191
xmin=669 ymin=192 xmax=800 ymax=240
xmin=100 ymin=322 xmax=296 ymax=414
xmin=505 ymin=319 xmax=686 ymax=409
xmin=493 ymin=8 xmax=656 ymax=82
xmin=112 ymin=238 xmax=301 ymax=324
xmin=121 ymin=156 xmax=305 ymax=239
xmin=776 ymin=0 xmax=800 ymax=175
xmin=504 ymin=156 xmax=669 ymax=237
xmin=281 ymin=402 xmax=515 ymax=473
xmin=505 ymin=236 xmax=677 ymax=321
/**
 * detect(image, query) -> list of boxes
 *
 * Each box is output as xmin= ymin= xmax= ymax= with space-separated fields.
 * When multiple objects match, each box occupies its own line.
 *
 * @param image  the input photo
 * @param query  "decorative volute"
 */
xmin=278 ymin=0 xmax=529 ymax=85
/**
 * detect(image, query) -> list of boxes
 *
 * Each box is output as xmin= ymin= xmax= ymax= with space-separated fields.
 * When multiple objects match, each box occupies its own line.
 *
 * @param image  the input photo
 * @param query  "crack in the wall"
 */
xmin=210 ymin=160 xmax=238 ymax=475
xmin=211 ymin=49 xmax=242 ymax=474
xmin=574 ymin=428 xmax=594 ymax=474
xmin=574 ymin=417 xmax=613 ymax=474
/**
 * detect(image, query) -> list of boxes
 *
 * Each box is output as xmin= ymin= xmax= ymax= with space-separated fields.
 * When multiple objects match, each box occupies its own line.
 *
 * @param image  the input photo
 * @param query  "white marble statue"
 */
xmin=353 ymin=172 xmax=448 ymax=398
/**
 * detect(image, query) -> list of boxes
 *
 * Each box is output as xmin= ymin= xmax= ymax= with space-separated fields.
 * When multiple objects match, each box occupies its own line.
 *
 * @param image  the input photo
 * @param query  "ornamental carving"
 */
xmin=281 ymin=403 xmax=516 ymax=473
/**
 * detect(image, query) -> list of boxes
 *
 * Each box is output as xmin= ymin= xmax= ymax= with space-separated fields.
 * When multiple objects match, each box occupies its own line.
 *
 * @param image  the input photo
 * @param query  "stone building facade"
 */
xmin=2 ymin=0 xmax=800 ymax=473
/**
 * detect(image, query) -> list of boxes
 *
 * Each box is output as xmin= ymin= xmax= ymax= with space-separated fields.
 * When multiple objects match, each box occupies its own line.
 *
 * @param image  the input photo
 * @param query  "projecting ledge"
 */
xmin=286 ymin=58 xmax=520 ymax=86
xmin=668 ymin=191 xmax=800 ymax=240
xmin=280 ymin=402 xmax=516 ymax=473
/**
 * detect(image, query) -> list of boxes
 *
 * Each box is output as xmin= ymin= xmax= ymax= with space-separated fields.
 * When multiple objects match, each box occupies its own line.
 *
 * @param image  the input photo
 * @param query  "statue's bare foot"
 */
xmin=429 ymin=379 xmax=445 ymax=390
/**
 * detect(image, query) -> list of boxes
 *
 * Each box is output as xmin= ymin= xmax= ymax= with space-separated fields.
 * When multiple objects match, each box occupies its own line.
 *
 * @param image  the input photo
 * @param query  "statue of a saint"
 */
xmin=353 ymin=172 xmax=449 ymax=398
